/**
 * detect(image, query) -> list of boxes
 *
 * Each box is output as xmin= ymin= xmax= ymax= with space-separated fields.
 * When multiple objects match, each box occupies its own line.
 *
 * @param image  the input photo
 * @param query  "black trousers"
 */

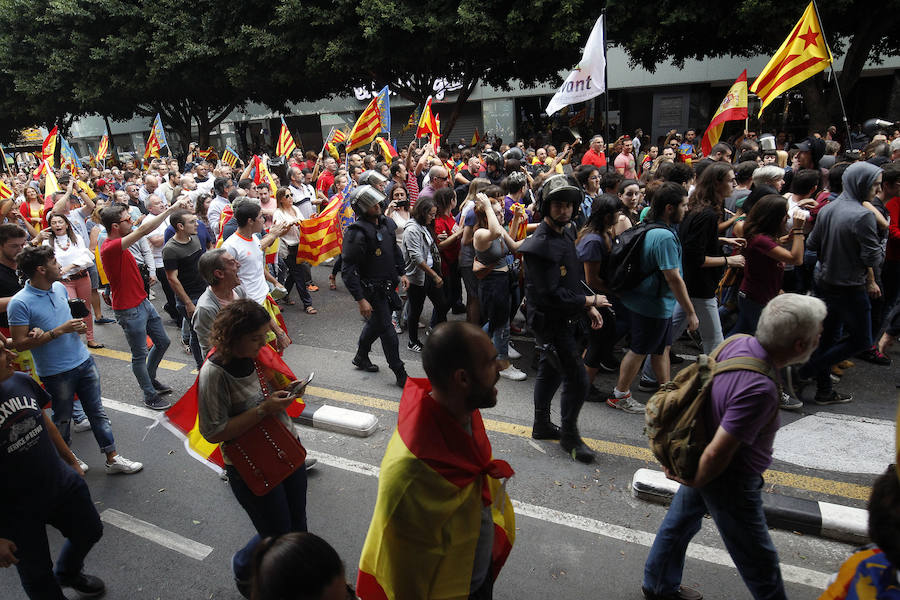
xmin=533 ymin=323 xmax=587 ymax=434
xmin=358 ymin=293 xmax=403 ymax=370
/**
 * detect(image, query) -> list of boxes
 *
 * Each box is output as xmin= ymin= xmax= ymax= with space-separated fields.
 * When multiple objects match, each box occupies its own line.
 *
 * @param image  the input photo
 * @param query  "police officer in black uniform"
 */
xmin=518 ymin=175 xmax=610 ymax=463
xmin=483 ymin=151 xmax=504 ymax=185
xmin=341 ymin=185 xmax=410 ymax=387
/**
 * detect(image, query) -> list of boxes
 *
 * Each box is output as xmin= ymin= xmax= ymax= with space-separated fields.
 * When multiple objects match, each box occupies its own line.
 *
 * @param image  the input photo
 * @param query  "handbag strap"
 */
xmin=254 ymin=361 xmax=271 ymax=400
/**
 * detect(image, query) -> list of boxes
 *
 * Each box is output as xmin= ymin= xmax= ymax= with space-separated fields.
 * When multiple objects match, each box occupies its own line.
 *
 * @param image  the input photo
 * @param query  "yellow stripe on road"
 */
xmin=89 ymin=347 xmax=186 ymax=371
xmin=305 ymin=385 xmax=872 ymax=501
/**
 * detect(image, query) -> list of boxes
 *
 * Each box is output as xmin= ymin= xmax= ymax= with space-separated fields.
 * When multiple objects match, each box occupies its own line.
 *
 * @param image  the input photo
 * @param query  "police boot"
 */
xmin=391 ymin=366 xmax=408 ymax=388
xmin=352 ymin=353 xmax=379 ymax=372
xmin=531 ymin=413 xmax=561 ymax=440
xmin=560 ymin=430 xmax=596 ymax=464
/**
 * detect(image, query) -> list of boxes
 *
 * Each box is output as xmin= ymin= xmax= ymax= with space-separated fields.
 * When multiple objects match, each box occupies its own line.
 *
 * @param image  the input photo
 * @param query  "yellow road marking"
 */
xmin=89 ymin=347 xmax=186 ymax=372
xmin=306 ymin=385 xmax=872 ymax=501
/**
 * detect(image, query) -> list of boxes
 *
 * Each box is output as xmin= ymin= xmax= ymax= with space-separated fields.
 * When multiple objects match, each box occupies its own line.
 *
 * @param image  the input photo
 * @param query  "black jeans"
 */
xmin=2 ymin=467 xmax=103 ymax=599
xmin=533 ymin=323 xmax=587 ymax=434
xmin=155 ymin=266 xmax=181 ymax=323
xmin=177 ymin=296 xmax=205 ymax=368
xmin=358 ymin=293 xmax=404 ymax=370
xmin=407 ymin=277 xmax=447 ymax=345
xmin=283 ymin=244 xmax=313 ymax=307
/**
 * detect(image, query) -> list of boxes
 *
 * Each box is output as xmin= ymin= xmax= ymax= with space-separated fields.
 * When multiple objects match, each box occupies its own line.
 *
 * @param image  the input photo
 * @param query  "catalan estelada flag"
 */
xmin=296 ymin=196 xmax=342 ymax=266
xmin=159 ymin=344 xmax=305 ymax=473
xmin=347 ymin=96 xmax=382 ymax=152
xmin=416 ymin=96 xmax=439 ymax=139
xmin=42 ymin=126 xmax=58 ymax=168
xmin=356 ymin=377 xmax=515 ymax=599
xmin=276 ymin=117 xmax=297 ymax=157
xmin=96 ymin=134 xmax=109 ymax=162
xmin=375 ymin=136 xmax=398 ymax=162
xmin=750 ymin=2 xmax=832 ymax=117
xmin=221 ymin=146 xmax=239 ymax=168
xmin=701 ymin=70 xmax=748 ymax=156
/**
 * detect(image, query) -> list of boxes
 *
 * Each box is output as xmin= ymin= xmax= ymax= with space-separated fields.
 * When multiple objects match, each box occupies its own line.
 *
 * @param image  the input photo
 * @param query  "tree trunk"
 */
xmin=441 ymin=76 xmax=479 ymax=139
xmin=799 ymin=77 xmax=830 ymax=135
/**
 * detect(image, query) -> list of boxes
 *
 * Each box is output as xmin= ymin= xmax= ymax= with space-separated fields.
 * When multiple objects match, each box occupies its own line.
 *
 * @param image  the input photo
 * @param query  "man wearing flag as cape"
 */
xmin=357 ymin=321 xmax=516 ymax=600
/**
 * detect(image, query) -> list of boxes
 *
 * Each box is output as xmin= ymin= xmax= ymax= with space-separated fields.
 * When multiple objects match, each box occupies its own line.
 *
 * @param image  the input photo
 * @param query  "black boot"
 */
xmin=392 ymin=366 xmax=408 ymax=388
xmin=560 ymin=432 xmax=596 ymax=464
xmin=352 ymin=353 xmax=379 ymax=372
xmin=531 ymin=420 xmax=561 ymax=440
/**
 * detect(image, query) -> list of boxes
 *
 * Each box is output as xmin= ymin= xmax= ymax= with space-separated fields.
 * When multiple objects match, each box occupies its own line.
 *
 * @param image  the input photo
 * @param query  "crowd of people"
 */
xmin=1 ymin=121 xmax=899 ymax=600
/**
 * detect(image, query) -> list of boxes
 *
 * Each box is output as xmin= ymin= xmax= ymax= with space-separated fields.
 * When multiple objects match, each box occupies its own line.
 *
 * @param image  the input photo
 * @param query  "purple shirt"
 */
xmin=704 ymin=336 xmax=780 ymax=475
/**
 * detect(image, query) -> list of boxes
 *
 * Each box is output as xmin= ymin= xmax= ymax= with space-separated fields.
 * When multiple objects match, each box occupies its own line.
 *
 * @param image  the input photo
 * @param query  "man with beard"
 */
xmin=356 ymin=322 xmax=516 ymax=600
xmin=518 ymin=175 xmax=607 ymax=463
xmin=642 ymin=293 xmax=826 ymax=600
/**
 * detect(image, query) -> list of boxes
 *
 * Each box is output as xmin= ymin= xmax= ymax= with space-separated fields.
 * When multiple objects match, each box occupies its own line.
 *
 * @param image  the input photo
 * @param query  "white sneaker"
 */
xmin=148 ymin=290 xmax=157 ymax=300
xmin=606 ymin=393 xmax=646 ymax=414
xmin=499 ymin=364 xmax=527 ymax=381
xmin=74 ymin=454 xmax=89 ymax=473
xmin=507 ymin=344 xmax=522 ymax=360
xmin=73 ymin=419 xmax=92 ymax=433
xmin=105 ymin=455 xmax=143 ymax=475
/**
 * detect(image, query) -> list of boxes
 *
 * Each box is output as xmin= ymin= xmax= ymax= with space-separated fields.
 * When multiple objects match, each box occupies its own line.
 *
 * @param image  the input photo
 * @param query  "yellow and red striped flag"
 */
xmin=276 ymin=117 xmax=297 ymax=157
xmin=42 ymin=126 xmax=58 ymax=168
xmin=143 ymin=127 xmax=162 ymax=160
xmin=96 ymin=134 xmax=109 ymax=162
xmin=331 ymin=128 xmax=348 ymax=145
xmin=401 ymin=106 xmax=420 ymax=134
xmin=416 ymin=96 xmax=439 ymax=139
xmin=0 ymin=180 xmax=13 ymax=201
xmin=253 ymin=155 xmax=278 ymax=196
xmin=471 ymin=127 xmax=481 ymax=146
xmin=356 ymin=378 xmax=515 ymax=599
xmin=160 ymin=345 xmax=305 ymax=472
xmin=750 ymin=2 xmax=832 ymax=117
xmin=347 ymin=97 xmax=382 ymax=152
xmin=374 ymin=137 xmax=398 ymax=162
xmin=701 ymin=70 xmax=749 ymax=156
xmin=296 ymin=196 xmax=342 ymax=265
xmin=221 ymin=146 xmax=239 ymax=168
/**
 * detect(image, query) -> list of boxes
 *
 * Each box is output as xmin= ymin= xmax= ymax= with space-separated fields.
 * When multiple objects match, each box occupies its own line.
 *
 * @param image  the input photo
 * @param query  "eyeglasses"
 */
xmin=118 ymin=216 xmax=132 ymax=224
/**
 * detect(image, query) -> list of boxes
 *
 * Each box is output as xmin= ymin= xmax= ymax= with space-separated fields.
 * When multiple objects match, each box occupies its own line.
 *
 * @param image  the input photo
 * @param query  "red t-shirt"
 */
xmin=316 ymin=171 xmax=335 ymax=195
xmin=582 ymin=148 xmax=607 ymax=168
xmin=100 ymin=237 xmax=147 ymax=310
xmin=886 ymin=196 xmax=900 ymax=262
xmin=433 ymin=214 xmax=460 ymax=274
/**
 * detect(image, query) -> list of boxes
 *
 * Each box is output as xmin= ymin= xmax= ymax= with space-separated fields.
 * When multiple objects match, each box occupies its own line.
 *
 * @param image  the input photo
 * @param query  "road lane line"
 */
xmin=90 ymin=347 xmax=186 ymax=371
xmin=99 ymin=509 xmax=213 ymax=560
xmin=304 ymin=386 xmax=872 ymax=501
xmin=102 ymin=397 xmax=160 ymax=420
xmin=302 ymin=450 xmax=830 ymax=589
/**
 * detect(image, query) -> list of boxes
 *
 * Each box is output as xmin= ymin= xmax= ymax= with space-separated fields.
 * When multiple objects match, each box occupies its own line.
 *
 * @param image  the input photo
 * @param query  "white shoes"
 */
xmin=507 ymin=344 xmax=522 ymax=360
xmin=73 ymin=419 xmax=92 ymax=433
xmin=499 ymin=364 xmax=527 ymax=381
xmin=105 ymin=455 xmax=143 ymax=475
xmin=74 ymin=454 xmax=89 ymax=473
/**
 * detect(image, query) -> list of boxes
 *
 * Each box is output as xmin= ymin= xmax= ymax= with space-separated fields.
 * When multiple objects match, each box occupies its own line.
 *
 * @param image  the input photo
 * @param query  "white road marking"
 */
xmin=102 ymin=397 xmax=160 ymax=421
xmin=105 ymin=400 xmax=832 ymax=589
xmin=100 ymin=509 xmax=213 ymax=561
xmin=774 ymin=413 xmax=894 ymax=474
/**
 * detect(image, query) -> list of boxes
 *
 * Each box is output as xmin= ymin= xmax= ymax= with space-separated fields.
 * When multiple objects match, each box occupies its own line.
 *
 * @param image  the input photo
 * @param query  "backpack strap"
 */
xmin=709 ymin=334 xmax=753 ymax=360
xmin=713 ymin=356 xmax=777 ymax=382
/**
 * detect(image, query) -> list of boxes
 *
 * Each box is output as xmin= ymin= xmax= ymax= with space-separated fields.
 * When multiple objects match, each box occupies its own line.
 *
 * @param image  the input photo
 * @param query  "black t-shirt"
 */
xmin=0 ymin=372 xmax=63 ymax=501
xmin=679 ymin=208 xmax=722 ymax=299
xmin=162 ymin=236 xmax=207 ymax=300
xmin=0 ymin=262 xmax=22 ymax=329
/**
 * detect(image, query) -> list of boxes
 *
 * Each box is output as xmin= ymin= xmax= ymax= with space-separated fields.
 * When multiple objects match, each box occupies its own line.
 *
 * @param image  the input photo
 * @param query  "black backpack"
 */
xmin=606 ymin=221 xmax=667 ymax=293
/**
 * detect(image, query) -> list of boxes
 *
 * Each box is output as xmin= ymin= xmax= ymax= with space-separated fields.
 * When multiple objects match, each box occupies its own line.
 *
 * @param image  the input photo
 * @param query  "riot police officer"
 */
xmin=483 ymin=151 xmax=504 ymax=185
xmin=341 ymin=185 xmax=410 ymax=387
xmin=518 ymin=174 xmax=609 ymax=463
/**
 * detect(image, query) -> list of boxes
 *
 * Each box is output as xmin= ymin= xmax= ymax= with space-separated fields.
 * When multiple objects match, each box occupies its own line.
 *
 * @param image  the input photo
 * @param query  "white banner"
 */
xmin=545 ymin=15 xmax=607 ymax=116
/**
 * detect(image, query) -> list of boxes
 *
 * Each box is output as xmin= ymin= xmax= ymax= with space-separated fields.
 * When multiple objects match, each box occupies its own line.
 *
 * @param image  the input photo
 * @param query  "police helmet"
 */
xmin=348 ymin=184 xmax=385 ymax=216
xmin=484 ymin=151 xmax=503 ymax=169
xmin=503 ymin=147 xmax=524 ymax=162
xmin=535 ymin=174 xmax=582 ymax=214
xmin=358 ymin=169 xmax=387 ymax=188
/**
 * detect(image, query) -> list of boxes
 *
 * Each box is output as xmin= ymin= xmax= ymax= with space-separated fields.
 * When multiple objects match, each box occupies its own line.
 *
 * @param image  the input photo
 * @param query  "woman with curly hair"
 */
xmin=197 ymin=299 xmax=308 ymax=598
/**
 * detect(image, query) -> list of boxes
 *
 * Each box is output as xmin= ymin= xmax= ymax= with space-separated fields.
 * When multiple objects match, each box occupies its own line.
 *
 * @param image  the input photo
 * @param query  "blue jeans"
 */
xmin=643 ymin=471 xmax=786 ymax=599
xmin=799 ymin=284 xmax=872 ymax=394
xmin=2 ymin=466 xmax=103 ymax=599
xmin=225 ymin=464 xmax=308 ymax=583
xmin=114 ymin=299 xmax=170 ymax=401
xmin=177 ymin=291 xmax=205 ymax=369
xmin=42 ymin=357 xmax=115 ymax=454
xmin=729 ymin=292 xmax=765 ymax=336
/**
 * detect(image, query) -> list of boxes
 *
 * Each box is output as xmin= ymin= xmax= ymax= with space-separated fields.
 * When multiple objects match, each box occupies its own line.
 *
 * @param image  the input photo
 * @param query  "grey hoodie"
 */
xmin=807 ymin=161 xmax=883 ymax=287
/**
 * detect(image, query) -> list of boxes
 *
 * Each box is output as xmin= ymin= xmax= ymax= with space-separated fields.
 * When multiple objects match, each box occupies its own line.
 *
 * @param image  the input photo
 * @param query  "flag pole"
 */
xmin=602 ymin=8 xmax=610 ymax=175
xmin=811 ymin=0 xmax=852 ymax=147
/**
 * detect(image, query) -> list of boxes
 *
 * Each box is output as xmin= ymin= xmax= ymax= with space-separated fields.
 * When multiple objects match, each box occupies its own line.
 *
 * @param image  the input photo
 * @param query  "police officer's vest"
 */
xmin=344 ymin=217 xmax=399 ymax=282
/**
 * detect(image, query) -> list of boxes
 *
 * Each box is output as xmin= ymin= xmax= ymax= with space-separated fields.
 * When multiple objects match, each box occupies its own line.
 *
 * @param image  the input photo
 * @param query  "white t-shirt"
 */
xmin=273 ymin=206 xmax=302 ymax=246
xmin=221 ymin=232 xmax=268 ymax=304
xmin=148 ymin=218 xmax=169 ymax=269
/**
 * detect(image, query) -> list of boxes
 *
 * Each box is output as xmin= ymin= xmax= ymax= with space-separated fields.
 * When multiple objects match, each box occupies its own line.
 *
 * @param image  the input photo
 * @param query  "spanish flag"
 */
xmin=253 ymin=155 xmax=278 ymax=196
xmin=750 ymin=2 xmax=833 ymax=117
xmin=700 ymin=70 xmax=749 ymax=156
xmin=375 ymin=136 xmax=398 ymax=162
xmin=160 ymin=344 xmax=304 ymax=473
xmin=416 ymin=96 xmax=439 ymax=139
xmin=42 ymin=126 xmax=58 ymax=168
xmin=297 ymin=196 xmax=342 ymax=266
xmin=276 ymin=117 xmax=297 ymax=158
xmin=357 ymin=378 xmax=515 ymax=599
xmin=471 ymin=127 xmax=481 ymax=146
xmin=37 ymin=161 xmax=61 ymax=196
xmin=347 ymin=96 xmax=382 ymax=152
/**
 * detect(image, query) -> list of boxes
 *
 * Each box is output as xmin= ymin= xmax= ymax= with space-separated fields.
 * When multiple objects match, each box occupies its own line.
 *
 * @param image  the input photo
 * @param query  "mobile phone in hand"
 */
xmin=288 ymin=372 xmax=314 ymax=397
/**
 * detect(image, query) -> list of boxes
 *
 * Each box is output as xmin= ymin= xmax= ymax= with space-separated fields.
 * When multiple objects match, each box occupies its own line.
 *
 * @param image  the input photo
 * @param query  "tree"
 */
xmin=605 ymin=0 xmax=900 ymax=133
xmin=266 ymin=0 xmax=601 ymax=137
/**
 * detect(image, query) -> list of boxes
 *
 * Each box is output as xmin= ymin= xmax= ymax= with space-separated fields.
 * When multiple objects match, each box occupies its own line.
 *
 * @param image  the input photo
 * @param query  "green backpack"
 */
xmin=644 ymin=335 xmax=776 ymax=481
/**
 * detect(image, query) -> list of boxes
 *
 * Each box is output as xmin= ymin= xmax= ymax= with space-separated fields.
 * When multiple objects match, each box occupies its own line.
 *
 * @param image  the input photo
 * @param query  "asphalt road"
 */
xmin=2 ymin=263 xmax=896 ymax=599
